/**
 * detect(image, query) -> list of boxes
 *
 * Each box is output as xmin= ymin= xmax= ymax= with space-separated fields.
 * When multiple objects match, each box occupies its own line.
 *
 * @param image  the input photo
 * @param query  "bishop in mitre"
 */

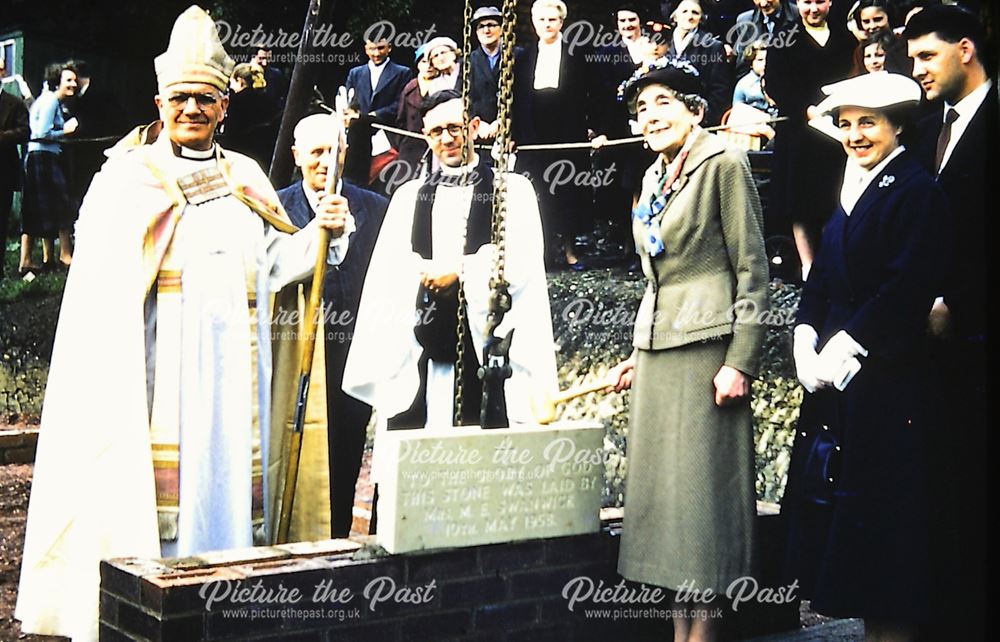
xmin=16 ymin=6 xmax=350 ymax=640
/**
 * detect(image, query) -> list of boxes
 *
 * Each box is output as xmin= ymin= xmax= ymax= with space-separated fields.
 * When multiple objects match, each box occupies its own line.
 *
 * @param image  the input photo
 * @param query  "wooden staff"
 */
xmin=532 ymin=378 xmax=616 ymax=425
xmin=276 ymin=91 xmax=351 ymax=544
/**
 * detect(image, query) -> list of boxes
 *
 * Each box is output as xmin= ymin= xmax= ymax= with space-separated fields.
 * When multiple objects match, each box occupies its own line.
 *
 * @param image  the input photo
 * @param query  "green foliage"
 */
xmin=0 ymin=243 xmax=68 ymax=304
xmin=549 ymin=273 xmax=804 ymax=508
xmin=752 ymin=282 xmax=802 ymax=504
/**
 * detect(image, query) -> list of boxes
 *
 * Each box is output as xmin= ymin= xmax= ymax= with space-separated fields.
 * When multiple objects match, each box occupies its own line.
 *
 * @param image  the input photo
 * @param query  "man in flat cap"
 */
xmin=469 ymin=7 xmax=530 ymax=141
xmin=16 ymin=7 xmax=351 ymax=640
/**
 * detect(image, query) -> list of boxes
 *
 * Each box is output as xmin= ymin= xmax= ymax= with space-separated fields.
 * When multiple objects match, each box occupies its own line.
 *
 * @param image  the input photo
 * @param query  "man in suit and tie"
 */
xmin=1 ymin=58 xmax=30 ymax=279
xmin=905 ymin=6 xmax=995 ymax=639
xmin=343 ymin=36 xmax=413 ymax=194
xmin=277 ymin=114 xmax=389 ymax=537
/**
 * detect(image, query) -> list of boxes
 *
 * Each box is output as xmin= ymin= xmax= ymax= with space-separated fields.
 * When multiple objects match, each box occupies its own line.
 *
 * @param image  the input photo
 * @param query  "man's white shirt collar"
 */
xmin=439 ymin=153 xmax=481 ymax=178
xmin=534 ymin=33 xmax=563 ymax=89
xmin=176 ymin=144 xmax=216 ymax=160
xmin=368 ymin=59 xmax=388 ymax=92
xmin=939 ymin=79 xmax=992 ymax=173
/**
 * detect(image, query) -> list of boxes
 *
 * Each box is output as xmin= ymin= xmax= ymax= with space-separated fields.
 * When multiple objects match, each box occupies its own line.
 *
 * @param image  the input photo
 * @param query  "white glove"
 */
xmin=816 ymin=330 xmax=868 ymax=385
xmin=793 ymin=324 xmax=823 ymax=393
xmin=832 ymin=356 xmax=862 ymax=391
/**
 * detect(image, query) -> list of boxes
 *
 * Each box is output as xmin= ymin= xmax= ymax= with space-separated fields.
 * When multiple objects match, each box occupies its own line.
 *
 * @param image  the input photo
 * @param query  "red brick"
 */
xmin=101 ymin=561 xmax=143 ymax=603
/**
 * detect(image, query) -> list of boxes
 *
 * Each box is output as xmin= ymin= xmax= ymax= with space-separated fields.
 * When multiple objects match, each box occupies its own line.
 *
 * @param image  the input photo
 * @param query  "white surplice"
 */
xmin=342 ymin=157 xmax=559 ymax=483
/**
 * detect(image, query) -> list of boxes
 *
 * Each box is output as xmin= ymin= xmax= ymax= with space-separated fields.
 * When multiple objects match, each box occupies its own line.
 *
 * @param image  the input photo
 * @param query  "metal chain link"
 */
xmin=491 ymin=0 xmax=518 ymax=286
xmin=453 ymin=0 xmax=475 ymax=425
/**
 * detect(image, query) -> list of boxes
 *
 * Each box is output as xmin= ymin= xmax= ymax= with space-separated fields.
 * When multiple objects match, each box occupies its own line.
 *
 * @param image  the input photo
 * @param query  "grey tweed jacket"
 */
xmin=632 ymin=128 xmax=769 ymax=376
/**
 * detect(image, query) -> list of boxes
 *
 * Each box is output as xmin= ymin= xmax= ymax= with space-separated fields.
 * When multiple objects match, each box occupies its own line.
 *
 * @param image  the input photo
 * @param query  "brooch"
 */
xmin=878 ymin=175 xmax=895 ymax=188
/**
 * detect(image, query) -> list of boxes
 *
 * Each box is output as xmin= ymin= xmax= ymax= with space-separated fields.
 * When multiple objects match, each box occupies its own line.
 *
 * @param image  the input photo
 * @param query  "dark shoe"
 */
xmin=568 ymin=259 xmax=588 ymax=272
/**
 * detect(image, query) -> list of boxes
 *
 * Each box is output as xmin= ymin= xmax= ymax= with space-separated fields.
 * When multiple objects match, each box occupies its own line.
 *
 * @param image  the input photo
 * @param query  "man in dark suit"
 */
xmin=277 ymin=114 xmax=389 ymax=537
xmin=729 ymin=0 xmax=798 ymax=76
xmin=904 ymin=7 xmax=994 ymax=639
xmin=467 ymin=6 xmax=526 ymax=141
xmin=0 ymin=59 xmax=30 ymax=279
xmin=343 ymin=37 xmax=413 ymax=193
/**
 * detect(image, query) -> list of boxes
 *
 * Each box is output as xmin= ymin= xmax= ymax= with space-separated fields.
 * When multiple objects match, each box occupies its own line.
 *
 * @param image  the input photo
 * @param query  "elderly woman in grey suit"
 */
xmin=608 ymin=57 xmax=769 ymax=642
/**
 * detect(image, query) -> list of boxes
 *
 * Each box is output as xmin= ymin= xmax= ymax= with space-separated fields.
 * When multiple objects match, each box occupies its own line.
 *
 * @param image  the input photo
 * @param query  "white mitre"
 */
xmin=154 ymin=4 xmax=235 ymax=93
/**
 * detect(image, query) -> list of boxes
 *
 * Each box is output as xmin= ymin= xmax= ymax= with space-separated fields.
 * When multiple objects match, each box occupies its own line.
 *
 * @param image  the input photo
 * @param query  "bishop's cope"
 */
xmin=16 ymin=6 xmax=352 ymax=641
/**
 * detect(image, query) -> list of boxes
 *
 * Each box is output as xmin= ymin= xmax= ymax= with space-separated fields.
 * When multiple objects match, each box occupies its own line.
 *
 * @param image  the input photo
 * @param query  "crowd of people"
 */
xmin=4 ymin=1 xmax=994 ymax=641
xmin=3 ymin=0 xmax=976 ymax=277
xmin=0 ymin=49 xmax=283 ymax=279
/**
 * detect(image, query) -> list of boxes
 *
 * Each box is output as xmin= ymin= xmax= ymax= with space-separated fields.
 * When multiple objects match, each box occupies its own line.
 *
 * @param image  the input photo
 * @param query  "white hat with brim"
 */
xmin=808 ymin=72 xmax=922 ymax=140
xmin=424 ymin=36 xmax=459 ymax=58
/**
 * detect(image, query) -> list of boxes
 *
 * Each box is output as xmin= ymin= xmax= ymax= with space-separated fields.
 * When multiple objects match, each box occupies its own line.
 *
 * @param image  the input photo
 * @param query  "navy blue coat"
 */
xmin=343 ymin=61 xmax=413 ymax=185
xmin=784 ymin=152 xmax=951 ymax=622
xmin=277 ymin=179 xmax=388 ymax=324
xmin=344 ymin=61 xmax=413 ymax=123
xmin=278 ymin=179 xmax=388 ymax=536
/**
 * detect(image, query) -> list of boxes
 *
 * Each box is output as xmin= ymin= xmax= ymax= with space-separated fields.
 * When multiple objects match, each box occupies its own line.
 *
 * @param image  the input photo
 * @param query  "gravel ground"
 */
xmin=0 ymin=464 xmax=62 ymax=642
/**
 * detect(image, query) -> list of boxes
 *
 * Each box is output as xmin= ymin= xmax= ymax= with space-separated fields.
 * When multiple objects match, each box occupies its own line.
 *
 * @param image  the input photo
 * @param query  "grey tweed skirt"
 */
xmin=618 ymin=338 xmax=755 ymax=593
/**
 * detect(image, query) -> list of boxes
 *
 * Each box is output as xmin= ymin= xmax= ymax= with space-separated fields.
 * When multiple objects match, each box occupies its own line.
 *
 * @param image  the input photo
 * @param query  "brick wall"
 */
xmin=99 ymin=511 xmax=797 ymax=642
xmin=0 ymin=428 xmax=38 ymax=464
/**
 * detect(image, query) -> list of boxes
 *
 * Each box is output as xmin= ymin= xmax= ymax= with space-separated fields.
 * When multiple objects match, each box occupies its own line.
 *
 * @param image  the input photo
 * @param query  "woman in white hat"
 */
xmin=424 ymin=36 xmax=461 ymax=94
xmin=608 ymin=56 xmax=769 ymax=642
xmin=784 ymin=72 xmax=951 ymax=640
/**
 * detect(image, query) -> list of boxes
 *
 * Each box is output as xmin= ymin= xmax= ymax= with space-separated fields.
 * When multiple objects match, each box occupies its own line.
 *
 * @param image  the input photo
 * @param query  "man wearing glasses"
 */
xmin=344 ymin=89 xmax=556 ymax=485
xmin=17 ymin=8 xmax=351 ymax=639
xmin=467 ymin=5 xmax=526 ymax=141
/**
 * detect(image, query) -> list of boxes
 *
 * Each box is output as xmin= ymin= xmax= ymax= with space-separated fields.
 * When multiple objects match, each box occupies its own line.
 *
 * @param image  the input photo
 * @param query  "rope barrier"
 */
xmin=364 ymin=117 xmax=787 ymax=150
xmin=33 ymin=115 xmax=787 ymax=151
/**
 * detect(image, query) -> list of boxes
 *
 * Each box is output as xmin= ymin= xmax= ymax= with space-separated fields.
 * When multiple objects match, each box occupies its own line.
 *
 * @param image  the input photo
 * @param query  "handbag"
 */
xmin=799 ymin=425 xmax=841 ymax=505
xmin=792 ymin=393 xmax=843 ymax=506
